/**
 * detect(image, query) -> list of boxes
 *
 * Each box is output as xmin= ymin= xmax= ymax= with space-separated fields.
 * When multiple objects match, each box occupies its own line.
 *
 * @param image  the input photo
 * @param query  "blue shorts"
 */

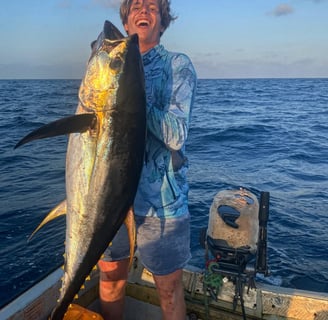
xmin=102 ymin=213 xmax=191 ymax=275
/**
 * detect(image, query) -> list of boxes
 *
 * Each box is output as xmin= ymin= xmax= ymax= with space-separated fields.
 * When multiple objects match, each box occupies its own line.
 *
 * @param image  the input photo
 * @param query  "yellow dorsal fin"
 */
xmin=28 ymin=200 xmax=67 ymax=241
xmin=124 ymin=207 xmax=136 ymax=270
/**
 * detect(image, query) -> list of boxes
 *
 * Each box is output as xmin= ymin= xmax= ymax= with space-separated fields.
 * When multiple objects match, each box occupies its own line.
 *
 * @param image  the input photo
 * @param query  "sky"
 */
xmin=1 ymin=0 xmax=328 ymax=79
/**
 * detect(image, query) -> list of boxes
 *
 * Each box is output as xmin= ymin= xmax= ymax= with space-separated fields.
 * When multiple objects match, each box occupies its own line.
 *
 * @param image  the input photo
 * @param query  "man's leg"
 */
xmin=135 ymin=213 xmax=191 ymax=320
xmin=98 ymin=258 xmax=130 ymax=320
xmin=153 ymin=269 xmax=186 ymax=320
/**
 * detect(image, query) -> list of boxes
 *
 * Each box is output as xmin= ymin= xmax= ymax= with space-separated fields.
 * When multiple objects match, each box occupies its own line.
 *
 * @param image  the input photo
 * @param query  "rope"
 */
xmin=204 ymin=261 xmax=223 ymax=297
xmin=202 ymin=243 xmax=223 ymax=320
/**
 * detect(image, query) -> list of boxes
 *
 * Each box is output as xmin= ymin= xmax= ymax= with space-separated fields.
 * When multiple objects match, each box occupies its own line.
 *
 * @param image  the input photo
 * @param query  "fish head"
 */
xmin=79 ymin=33 xmax=144 ymax=114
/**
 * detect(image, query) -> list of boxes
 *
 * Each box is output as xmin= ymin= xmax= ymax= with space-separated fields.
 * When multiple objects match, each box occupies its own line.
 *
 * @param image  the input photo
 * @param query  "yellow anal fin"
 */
xmin=124 ymin=207 xmax=136 ymax=270
xmin=28 ymin=200 xmax=67 ymax=241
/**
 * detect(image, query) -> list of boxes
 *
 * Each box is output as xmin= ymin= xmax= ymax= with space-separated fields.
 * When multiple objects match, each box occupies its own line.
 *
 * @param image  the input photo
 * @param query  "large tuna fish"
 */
xmin=15 ymin=21 xmax=146 ymax=320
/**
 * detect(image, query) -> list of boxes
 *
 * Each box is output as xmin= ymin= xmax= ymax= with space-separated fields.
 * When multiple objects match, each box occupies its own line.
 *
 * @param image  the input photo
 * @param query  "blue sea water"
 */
xmin=0 ymin=78 xmax=327 ymax=308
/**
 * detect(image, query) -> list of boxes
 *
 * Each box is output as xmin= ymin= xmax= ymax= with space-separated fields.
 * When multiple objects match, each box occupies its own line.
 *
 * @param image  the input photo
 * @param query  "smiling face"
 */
xmin=124 ymin=0 xmax=164 ymax=53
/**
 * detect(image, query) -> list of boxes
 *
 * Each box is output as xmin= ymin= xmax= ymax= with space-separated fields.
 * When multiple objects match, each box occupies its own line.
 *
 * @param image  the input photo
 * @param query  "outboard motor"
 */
xmin=200 ymin=188 xmax=270 ymax=319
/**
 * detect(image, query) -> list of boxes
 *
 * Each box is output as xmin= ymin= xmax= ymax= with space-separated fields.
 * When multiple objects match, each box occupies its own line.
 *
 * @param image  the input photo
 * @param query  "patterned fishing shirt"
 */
xmin=134 ymin=44 xmax=197 ymax=218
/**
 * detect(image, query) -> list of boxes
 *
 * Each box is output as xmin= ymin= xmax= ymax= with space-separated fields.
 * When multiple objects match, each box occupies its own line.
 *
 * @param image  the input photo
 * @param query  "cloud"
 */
xmin=269 ymin=4 xmax=294 ymax=16
xmin=91 ymin=0 xmax=121 ymax=9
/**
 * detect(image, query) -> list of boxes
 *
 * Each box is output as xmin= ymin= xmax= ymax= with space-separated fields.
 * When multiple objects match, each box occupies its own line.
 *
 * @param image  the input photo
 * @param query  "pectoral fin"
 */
xmin=15 ymin=113 xmax=97 ymax=149
xmin=124 ymin=207 xmax=136 ymax=269
xmin=28 ymin=200 xmax=67 ymax=241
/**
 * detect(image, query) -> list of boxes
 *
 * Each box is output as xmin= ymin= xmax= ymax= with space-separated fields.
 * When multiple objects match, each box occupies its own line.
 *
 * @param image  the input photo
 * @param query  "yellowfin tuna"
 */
xmin=15 ymin=21 xmax=146 ymax=320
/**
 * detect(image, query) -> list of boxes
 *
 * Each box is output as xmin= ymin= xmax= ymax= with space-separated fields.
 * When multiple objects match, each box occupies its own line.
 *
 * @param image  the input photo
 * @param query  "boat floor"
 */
xmin=1 ymin=254 xmax=328 ymax=320
xmin=88 ymin=297 xmax=162 ymax=320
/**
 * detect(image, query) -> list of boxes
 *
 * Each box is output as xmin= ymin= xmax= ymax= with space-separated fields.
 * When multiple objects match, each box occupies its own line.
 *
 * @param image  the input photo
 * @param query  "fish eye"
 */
xmin=109 ymin=57 xmax=123 ymax=70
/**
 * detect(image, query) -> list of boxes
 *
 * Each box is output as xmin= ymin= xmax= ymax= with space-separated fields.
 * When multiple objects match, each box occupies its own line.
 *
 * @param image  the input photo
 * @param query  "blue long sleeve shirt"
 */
xmin=134 ymin=44 xmax=197 ymax=218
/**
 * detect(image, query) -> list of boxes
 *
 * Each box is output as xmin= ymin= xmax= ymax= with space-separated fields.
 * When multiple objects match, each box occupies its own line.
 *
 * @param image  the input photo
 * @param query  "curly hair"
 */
xmin=119 ymin=0 xmax=177 ymax=36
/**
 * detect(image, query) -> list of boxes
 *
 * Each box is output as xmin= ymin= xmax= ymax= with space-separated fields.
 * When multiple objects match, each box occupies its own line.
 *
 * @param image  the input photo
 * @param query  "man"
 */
xmin=98 ymin=1 xmax=197 ymax=319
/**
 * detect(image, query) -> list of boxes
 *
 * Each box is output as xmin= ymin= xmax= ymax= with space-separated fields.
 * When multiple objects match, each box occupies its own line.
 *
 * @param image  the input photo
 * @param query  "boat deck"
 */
xmin=1 ymin=256 xmax=328 ymax=320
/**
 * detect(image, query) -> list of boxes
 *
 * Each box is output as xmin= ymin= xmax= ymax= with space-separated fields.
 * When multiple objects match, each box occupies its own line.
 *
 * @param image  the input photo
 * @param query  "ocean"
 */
xmin=0 ymin=78 xmax=327 ymax=307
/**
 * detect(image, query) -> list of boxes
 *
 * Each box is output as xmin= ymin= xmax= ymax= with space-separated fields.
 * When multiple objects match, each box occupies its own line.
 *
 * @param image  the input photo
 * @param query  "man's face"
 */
xmin=124 ymin=0 xmax=164 ymax=53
